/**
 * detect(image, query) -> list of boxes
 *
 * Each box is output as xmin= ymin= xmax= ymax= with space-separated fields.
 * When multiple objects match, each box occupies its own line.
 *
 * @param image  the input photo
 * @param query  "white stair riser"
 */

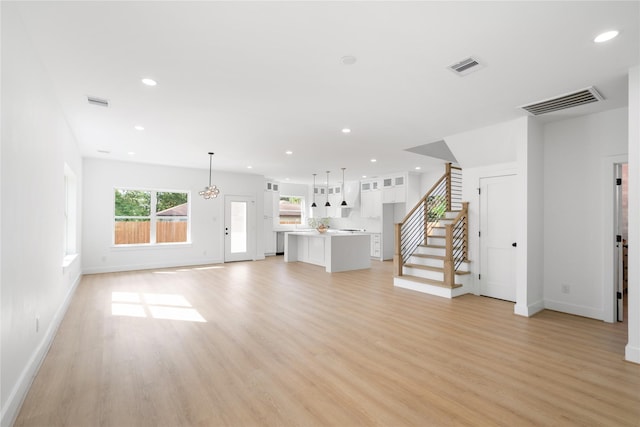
xmin=406 ymin=256 xmax=471 ymax=272
xmin=394 ymin=278 xmax=470 ymax=299
xmin=456 ymin=262 xmax=470 ymax=272
xmin=428 ymin=228 xmax=446 ymax=237
xmin=403 ymin=267 xmax=445 ymax=281
xmin=414 ymin=246 xmax=445 ymax=256
xmin=407 ymin=257 xmax=443 ymax=268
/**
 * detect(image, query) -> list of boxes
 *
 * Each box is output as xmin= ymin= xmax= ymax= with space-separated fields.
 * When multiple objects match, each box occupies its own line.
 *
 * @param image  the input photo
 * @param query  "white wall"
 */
xmin=449 ymin=118 xmax=530 ymax=306
xmin=82 ymin=159 xmax=265 ymax=273
xmin=1 ymin=5 xmax=83 ymax=426
xmin=626 ymin=66 xmax=640 ymax=363
xmin=543 ymin=107 xmax=628 ymax=320
xmin=445 ymin=118 xmax=521 ymax=168
xmin=514 ymin=117 xmax=545 ymax=316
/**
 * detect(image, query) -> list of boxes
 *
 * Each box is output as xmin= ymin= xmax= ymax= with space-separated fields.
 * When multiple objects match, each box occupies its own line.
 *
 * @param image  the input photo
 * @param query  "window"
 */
xmin=114 ymin=188 xmax=190 ymax=245
xmin=279 ymin=195 xmax=304 ymax=225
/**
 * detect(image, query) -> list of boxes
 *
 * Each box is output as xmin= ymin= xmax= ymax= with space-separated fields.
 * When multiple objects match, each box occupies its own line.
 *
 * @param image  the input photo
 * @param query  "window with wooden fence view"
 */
xmin=114 ymin=189 xmax=189 ymax=245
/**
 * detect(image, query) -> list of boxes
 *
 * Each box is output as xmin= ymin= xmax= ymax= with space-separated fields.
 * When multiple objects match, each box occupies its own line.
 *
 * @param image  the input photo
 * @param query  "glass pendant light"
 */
xmin=325 ymin=171 xmax=331 ymax=207
xmin=199 ymin=152 xmax=220 ymax=199
xmin=311 ymin=173 xmax=317 ymax=208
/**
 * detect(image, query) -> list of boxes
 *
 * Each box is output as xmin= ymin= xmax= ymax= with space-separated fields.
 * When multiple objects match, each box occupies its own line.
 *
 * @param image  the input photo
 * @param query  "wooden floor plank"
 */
xmin=15 ymin=257 xmax=640 ymax=426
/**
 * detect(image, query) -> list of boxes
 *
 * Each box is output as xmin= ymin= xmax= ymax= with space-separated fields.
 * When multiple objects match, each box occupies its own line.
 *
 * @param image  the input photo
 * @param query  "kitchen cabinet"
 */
xmin=382 ymin=174 xmax=406 ymax=203
xmin=264 ymin=180 xmax=279 ymax=256
xmin=360 ymin=179 xmax=381 ymax=218
xmin=370 ymin=233 xmax=381 ymax=259
xmin=285 ymin=231 xmax=371 ymax=273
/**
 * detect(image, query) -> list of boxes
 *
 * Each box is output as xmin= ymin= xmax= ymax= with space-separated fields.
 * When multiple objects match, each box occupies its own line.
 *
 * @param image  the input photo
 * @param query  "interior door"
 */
xmin=479 ymin=174 xmax=517 ymax=302
xmin=224 ymin=196 xmax=255 ymax=262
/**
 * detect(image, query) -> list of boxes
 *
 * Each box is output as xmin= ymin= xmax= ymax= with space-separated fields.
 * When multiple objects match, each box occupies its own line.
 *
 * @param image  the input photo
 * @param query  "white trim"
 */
xmin=544 ymin=299 xmax=604 ymax=321
xmin=625 ymin=343 xmax=640 ymax=364
xmin=514 ymin=300 xmax=544 ymax=317
xmin=0 ymin=274 xmax=82 ymax=427
xmin=82 ymin=258 xmax=223 ymax=275
xmin=601 ymin=154 xmax=628 ymax=323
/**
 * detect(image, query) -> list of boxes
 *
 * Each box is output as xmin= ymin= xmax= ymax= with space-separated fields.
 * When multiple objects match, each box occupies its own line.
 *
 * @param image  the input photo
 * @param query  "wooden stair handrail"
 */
xmin=400 ymin=173 xmax=447 ymax=224
xmin=443 ymin=202 xmax=468 ymax=287
xmin=395 ymin=163 xmax=467 ymax=281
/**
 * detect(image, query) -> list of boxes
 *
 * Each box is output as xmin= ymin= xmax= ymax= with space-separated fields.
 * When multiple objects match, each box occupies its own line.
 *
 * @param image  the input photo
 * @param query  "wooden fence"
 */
xmin=115 ymin=221 xmax=187 ymax=244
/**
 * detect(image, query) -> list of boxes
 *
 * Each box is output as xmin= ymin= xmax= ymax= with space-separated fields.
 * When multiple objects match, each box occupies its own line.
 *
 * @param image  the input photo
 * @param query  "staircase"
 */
xmin=393 ymin=164 xmax=471 ymax=298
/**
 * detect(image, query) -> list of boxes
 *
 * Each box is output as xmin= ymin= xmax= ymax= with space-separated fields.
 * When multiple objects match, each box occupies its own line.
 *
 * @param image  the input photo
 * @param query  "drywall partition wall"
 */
xmin=515 ymin=117 xmax=545 ymax=317
xmin=447 ymin=117 xmax=529 ymax=309
xmin=627 ymin=65 xmax=640 ymax=364
xmin=543 ymin=107 xmax=628 ymax=321
xmin=445 ymin=118 xmax=521 ymax=168
xmin=1 ymin=5 xmax=83 ymax=426
xmin=82 ymin=159 xmax=265 ymax=274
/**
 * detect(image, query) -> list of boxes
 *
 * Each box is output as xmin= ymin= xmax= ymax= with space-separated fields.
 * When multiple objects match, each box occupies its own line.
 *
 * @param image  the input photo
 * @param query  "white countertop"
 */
xmin=286 ymin=230 xmax=371 ymax=238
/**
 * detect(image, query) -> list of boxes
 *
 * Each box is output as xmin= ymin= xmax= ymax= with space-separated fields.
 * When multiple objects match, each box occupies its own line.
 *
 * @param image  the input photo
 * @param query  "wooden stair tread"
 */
xmin=410 ymin=253 xmax=445 ymax=260
xmin=404 ymin=263 xmax=471 ymax=275
xmin=395 ymin=274 xmax=462 ymax=289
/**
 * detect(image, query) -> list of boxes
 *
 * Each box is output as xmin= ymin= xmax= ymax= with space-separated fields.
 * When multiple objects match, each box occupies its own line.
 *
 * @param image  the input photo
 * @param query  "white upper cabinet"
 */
xmin=382 ymin=173 xmax=406 ymax=203
xmin=360 ymin=178 xmax=381 ymax=218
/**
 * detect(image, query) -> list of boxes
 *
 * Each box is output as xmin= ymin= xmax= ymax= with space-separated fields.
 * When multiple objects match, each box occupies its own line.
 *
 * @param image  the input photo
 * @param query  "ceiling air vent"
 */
xmin=448 ymin=57 xmax=483 ymax=76
xmin=520 ymin=87 xmax=603 ymax=116
xmin=87 ymin=96 xmax=109 ymax=107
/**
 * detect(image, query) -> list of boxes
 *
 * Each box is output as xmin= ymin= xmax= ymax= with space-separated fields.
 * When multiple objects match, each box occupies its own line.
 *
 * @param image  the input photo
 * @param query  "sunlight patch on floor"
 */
xmin=111 ymin=292 xmax=206 ymax=322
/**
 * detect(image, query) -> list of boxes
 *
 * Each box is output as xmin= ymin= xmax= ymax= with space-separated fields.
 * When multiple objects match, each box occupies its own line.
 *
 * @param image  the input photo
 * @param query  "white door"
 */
xmin=479 ymin=174 xmax=517 ymax=302
xmin=224 ymin=196 xmax=255 ymax=262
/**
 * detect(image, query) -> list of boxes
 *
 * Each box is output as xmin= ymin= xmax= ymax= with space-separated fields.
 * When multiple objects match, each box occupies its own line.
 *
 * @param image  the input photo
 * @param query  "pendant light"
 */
xmin=324 ymin=171 xmax=331 ymax=207
xmin=340 ymin=167 xmax=347 ymax=206
xmin=199 ymin=152 xmax=220 ymax=199
xmin=311 ymin=173 xmax=317 ymax=208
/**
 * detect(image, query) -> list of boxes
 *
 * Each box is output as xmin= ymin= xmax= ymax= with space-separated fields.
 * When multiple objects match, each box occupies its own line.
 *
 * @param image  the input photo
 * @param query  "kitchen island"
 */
xmin=284 ymin=231 xmax=371 ymax=273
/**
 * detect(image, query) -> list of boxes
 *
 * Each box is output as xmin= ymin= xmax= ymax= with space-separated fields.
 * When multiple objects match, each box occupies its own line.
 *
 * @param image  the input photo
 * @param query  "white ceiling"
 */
xmin=12 ymin=1 xmax=640 ymax=184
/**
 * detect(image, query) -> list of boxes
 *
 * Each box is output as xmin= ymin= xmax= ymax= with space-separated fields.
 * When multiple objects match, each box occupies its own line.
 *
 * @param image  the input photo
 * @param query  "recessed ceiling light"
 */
xmin=594 ymin=30 xmax=619 ymax=43
xmin=370 ymin=158 xmax=377 ymax=163
xmin=285 ymin=178 xmax=290 ymax=181
xmin=415 ymin=166 xmax=421 ymax=170
xmin=362 ymin=175 xmax=367 ymax=178
xmin=341 ymin=55 xmax=357 ymax=65
xmin=141 ymin=78 xmax=157 ymax=86
xmin=128 ymin=151 xmax=136 ymax=156
xmin=285 ymin=150 xmax=293 ymax=155
xmin=134 ymin=125 xmax=144 ymax=131
xmin=247 ymin=165 xmax=253 ymax=169
xmin=342 ymin=128 xmax=351 ymax=134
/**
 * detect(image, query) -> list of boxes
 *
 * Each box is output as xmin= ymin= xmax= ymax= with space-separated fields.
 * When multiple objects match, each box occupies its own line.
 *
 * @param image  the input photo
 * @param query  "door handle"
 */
xmin=512 ymin=242 xmax=517 ymax=247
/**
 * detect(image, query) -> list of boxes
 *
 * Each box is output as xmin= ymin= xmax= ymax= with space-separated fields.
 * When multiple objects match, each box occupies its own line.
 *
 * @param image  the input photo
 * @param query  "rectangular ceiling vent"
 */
xmin=87 ymin=96 xmax=109 ymax=107
xmin=448 ymin=57 xmax=483 ymax=76
xmin=520 ymin=87 xmax=603 ymax=116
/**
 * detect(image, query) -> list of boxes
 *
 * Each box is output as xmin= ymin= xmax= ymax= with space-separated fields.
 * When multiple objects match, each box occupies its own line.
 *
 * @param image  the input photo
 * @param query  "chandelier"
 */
xmin=199 ymin=152 xmax=220 ymax=199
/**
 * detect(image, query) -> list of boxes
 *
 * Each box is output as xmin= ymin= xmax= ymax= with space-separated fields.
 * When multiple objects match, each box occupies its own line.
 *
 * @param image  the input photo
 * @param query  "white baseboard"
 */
xmin=82 ymin=258 xmax=224 ymax=274
xmin=1 ymin=274 xmax=82 ymax=427
xmin=625 ymin=344 xmax=640 ymax=364
xmin=514 ymin=300 xmax=545 ymax=317
xmin=543 ymin=299 xmax=604 ymax=321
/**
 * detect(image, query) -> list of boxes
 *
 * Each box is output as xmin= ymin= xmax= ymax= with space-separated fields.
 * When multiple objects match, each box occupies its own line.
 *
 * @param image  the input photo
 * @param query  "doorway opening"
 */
xmin=614 ymin=163 xmax=628 ymax=322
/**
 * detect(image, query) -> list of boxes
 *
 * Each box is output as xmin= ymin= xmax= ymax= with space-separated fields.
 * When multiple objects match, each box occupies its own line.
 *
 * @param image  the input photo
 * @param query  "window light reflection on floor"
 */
xmin=152 ymin=265 xmax=225 ymax=274
xmin=111 ymin=292 xmax=206 ymax=322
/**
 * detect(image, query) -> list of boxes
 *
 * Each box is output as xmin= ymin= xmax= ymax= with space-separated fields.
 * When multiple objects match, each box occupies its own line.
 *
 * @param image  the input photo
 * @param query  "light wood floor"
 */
xmin=15 ymin=257 xmax=640 ymax=426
